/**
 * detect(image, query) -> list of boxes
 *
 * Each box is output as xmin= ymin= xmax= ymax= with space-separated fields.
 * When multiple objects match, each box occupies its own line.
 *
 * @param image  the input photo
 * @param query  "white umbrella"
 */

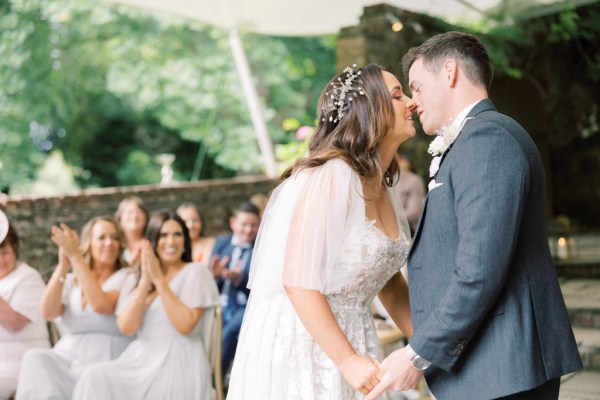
xmin=103 ymin=0 xmax=590 ymax=176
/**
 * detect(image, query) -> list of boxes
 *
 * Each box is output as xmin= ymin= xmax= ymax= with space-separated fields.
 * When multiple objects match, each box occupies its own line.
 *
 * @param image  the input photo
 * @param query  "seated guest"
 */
xmin=115 ymin=196 xmax=149 ymax=266
xmin=394 ymin=153 xmax=425 ymax=234
xmin=17 ymin=217 xmax=132 ymax=400
xmin=210 ymin=201 xmax=260 ymax=378
xmin=249 ymin=192 xmax=269 ymax=218
xmin=176 ymin=202 xmax=216 ymax=263
xmin=72 ymin=210 xmax=219 ymax=399
xmin=0 ymin=213 xmax=49 ymax=400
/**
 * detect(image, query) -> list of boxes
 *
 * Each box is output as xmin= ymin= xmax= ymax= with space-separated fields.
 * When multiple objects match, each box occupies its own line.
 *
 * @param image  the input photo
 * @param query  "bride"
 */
xmin=227 ymin=64 xmax=417 ymax=399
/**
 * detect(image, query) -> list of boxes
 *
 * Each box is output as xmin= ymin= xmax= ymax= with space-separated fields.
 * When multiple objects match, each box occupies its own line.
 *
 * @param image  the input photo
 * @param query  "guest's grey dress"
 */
xmin=16 ymin=267 xmax=132 ymax=400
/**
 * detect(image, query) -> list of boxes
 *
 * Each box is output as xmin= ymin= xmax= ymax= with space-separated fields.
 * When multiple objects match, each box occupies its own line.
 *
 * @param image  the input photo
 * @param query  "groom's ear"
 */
xmin=443 ymin=59 xmax=458 ymax=87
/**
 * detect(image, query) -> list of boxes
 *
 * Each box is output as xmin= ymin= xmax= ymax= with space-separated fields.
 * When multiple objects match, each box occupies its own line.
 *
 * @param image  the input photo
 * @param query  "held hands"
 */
xmin=339 ymin=353 xmax=382 ymax=396
xmin=364 ymin=346 xmax=424 ymax=400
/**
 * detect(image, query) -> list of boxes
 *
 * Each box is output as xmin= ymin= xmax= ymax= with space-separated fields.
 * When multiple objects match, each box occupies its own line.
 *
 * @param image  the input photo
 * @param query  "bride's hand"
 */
xmin=339 ymin=353 xmax=381 ymax=395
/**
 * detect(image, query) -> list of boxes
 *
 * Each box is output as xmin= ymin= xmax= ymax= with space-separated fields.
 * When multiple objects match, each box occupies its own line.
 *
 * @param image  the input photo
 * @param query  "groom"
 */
xmin=367 ymin=32 xmax=582 ymax=400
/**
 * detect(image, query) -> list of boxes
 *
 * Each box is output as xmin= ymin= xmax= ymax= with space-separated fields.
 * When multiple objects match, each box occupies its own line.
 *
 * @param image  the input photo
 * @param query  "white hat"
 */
xmin=0 ymin=210 xmax=8 ymax=243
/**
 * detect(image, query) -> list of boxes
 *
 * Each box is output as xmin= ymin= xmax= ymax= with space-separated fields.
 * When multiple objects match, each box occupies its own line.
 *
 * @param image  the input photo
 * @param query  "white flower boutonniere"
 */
xmin=427 ymin=117 xmax=473 ymax=179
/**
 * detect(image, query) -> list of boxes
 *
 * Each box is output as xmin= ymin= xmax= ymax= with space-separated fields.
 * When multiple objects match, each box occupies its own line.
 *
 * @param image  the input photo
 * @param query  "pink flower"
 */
xmin=295 ymin=126 xmax=314 ymax=141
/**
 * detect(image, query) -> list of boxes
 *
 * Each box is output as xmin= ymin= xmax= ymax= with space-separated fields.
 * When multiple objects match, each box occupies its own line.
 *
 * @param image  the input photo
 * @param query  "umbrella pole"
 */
xmin=228 ymin=29 xmax=278 ymax=178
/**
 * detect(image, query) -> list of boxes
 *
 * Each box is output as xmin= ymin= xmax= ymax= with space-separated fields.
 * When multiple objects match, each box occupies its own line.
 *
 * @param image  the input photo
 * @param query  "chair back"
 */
xmin=48 ymin=321 xmax=61 ymax=346
xmin=207 ymin=305 xmax=223 ymax=400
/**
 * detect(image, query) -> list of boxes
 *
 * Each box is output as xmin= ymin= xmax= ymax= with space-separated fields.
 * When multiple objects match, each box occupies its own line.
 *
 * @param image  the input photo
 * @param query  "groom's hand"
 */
xmin=364 ymin=347 xmax=424 ymax=400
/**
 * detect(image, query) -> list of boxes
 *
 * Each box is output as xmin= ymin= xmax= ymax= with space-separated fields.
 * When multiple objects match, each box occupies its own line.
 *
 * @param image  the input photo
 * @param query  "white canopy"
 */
xmin=103 ymin=0 xmax=597 ymax=177
xmin=105 ymin=0 xmax=596 ymax=35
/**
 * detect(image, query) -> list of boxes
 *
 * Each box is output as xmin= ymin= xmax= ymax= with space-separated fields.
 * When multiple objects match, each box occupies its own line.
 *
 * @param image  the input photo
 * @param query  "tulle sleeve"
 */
xmin=248 ymin=158 xmax=363 ymax=298
xmin=179 ymin=263 xmax=220 ymax=309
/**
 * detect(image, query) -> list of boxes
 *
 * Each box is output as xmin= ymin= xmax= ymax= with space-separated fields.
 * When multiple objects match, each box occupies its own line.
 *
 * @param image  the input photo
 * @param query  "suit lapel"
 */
xmin=409 ymin=99 xmax=496 ymax=258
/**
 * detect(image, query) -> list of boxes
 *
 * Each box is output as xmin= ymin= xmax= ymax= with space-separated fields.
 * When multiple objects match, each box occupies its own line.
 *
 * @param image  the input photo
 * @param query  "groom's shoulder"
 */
xmin=467 ymin=107 xmax=530 ymax=143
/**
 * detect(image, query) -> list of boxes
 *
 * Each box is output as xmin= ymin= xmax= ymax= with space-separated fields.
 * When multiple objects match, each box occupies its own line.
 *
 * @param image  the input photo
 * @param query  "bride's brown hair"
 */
xmin=281 ymin=64 xmax=399 ymax=186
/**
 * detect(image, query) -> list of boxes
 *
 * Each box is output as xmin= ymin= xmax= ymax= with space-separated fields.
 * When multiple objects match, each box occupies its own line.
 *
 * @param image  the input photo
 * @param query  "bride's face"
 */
xmin=382 ymin=71 xmax=417 ymax=145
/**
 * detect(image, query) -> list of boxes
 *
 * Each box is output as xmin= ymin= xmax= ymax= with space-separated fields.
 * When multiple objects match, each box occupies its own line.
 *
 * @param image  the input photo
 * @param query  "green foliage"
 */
xmin=0 ymin=0 xmax=335 ymax=193
xmin=471 ymin=4 xmax=600 ymax=82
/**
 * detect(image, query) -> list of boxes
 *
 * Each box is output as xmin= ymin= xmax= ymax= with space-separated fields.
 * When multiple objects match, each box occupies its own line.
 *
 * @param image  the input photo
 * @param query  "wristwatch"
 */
xmin=405 ymin=344 xmax=431 ymax=370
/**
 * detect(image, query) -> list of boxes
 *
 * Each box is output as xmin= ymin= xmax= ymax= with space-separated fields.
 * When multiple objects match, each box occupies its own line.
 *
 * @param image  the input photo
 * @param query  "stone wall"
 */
xmin=1 ymin=176 xmax=275 ymax=280
xmin=338 ymin=3 xmax=600 ymax=229
xmin=337 ymin=4 xmax=456 ymax=188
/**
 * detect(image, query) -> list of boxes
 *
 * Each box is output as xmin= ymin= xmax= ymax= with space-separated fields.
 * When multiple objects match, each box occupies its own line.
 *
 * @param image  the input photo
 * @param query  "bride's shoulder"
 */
xmin=292 ymin=158 xmax=355 ymax=181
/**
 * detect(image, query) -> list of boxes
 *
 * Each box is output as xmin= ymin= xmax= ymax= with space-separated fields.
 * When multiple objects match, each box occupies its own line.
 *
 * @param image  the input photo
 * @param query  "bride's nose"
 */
xmin=406 ymin=96 xmax=417 ymax=112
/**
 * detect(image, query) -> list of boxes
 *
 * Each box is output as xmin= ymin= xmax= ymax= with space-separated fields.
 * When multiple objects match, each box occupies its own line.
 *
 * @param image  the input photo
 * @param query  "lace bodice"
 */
xmin=328 ymin=218 xmax=409 ymax=314
xmin=228 ymin=159 xmax=412 ymax=400
xmin=228 ymin=217 xmax=410 ymax=400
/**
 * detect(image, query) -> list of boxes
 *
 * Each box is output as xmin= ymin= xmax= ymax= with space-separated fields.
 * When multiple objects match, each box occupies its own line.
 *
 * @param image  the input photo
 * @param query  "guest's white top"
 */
xmin=0 ymin=262 xmax=49 ymax=398
xmin=0 ymin=262 xmax=49 ymax=343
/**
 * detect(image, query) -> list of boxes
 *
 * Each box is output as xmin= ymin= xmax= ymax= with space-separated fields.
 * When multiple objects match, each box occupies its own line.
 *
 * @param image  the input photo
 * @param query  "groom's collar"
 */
xmin=466 ymin=98 xmax=496 ymax=119
xmin=435 ymin=99 xmax=493 ymax=170
xmin=452 ymin=100 xmax=481 ymax=130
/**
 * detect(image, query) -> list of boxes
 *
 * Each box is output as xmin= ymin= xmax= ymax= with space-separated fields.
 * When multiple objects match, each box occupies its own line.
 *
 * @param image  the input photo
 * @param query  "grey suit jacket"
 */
xmin=408 ymin=99 xmax=582 ymax=399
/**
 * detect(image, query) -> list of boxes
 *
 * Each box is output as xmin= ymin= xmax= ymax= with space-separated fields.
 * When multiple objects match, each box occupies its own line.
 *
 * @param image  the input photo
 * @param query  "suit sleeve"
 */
xmin=410 ymin=121 xmax=530 ymax=371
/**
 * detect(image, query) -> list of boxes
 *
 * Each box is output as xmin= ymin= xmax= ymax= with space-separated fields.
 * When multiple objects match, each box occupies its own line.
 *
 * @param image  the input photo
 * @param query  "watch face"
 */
xmin=413 ymin=356 xmax=431 ymax=370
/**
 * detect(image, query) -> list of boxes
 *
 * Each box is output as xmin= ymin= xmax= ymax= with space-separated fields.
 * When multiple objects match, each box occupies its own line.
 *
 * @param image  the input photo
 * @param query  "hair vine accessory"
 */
xmin=321 ymin=64 xmax=365 ymax=124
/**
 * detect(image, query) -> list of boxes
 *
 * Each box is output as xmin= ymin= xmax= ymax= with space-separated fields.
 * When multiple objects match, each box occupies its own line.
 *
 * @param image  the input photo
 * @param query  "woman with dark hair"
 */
xmin=73 ymin=210 xmax=219 ymax=399
xmin=0 ymin=212 xmax=49 ymax=399
xmin=17 ymin=216 xmax=132 ymax=399
xmin=115 ymin=196 xmax=149 ymax=266
xmin=226 ymin=64 xmax=417 ymax=399
xmin=176 ymin=202 xmax=216 ymax=263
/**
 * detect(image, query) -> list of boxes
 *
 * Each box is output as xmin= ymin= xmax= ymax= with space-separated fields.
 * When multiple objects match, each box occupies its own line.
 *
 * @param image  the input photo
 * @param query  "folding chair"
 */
xmin=209 ymin=305 xmax=224 ymax=400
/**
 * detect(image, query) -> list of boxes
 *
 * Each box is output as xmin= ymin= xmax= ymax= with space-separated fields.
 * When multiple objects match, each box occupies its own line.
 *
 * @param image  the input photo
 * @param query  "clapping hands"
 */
xmin=210 ymin=255 xmax=243 ymax=285
xmin=51 ymin=223 xmax=81 ymax=260
xmin=140 ymin=240 xmax=164 ymax=287
xmin=209 ymin=255 xmax=229 ymax=279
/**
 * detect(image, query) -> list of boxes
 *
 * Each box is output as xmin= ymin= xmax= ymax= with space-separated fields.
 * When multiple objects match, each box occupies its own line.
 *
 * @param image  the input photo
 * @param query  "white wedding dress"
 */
xmin=227 ymin=159 xmax=410 ymax=400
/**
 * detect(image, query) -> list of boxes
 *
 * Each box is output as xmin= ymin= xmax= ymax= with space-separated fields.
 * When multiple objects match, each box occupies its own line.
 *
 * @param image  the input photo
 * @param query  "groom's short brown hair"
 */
xmin=402 ymin=31 xmax=493 ymax=90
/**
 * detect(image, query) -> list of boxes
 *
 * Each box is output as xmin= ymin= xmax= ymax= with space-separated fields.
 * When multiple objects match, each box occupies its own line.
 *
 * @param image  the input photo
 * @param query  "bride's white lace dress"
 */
xmin=226 ymin=159 xmax=410 ymax=400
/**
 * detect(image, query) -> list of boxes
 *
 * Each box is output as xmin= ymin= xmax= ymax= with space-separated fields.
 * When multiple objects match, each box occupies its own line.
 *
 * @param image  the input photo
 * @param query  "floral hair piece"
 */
xmin=321 ymin=64 xmax=365 ymax=124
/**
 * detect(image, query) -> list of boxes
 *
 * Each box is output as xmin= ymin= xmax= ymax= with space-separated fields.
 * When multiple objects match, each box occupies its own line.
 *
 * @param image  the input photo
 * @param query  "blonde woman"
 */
xmin=17 ymin=217 xmax=132 ymax=399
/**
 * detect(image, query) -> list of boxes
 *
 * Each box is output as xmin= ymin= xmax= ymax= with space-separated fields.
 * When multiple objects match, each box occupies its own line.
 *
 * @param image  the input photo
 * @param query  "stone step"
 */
xmin=556 ymin=259 xmax=600 ymax=279
xmin=559 ymin=370 xmax=600 ymax=400
xmin=561 ymin=279 xmax=600 ymax=329
xmin=573 ymin=327 xmax=600 ymax=370
xmin=553 ymin=233 xmax=600 ymax=279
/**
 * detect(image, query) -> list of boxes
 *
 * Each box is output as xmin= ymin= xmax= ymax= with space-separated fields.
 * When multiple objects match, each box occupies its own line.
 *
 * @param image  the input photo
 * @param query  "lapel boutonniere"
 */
xmin=428 ymin=117 xmax=473 ymax=179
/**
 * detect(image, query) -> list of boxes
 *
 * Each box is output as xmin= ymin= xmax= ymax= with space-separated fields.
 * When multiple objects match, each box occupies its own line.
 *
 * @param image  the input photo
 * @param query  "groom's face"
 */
xmin=408 ymin=58 xmax=448 ymax=136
